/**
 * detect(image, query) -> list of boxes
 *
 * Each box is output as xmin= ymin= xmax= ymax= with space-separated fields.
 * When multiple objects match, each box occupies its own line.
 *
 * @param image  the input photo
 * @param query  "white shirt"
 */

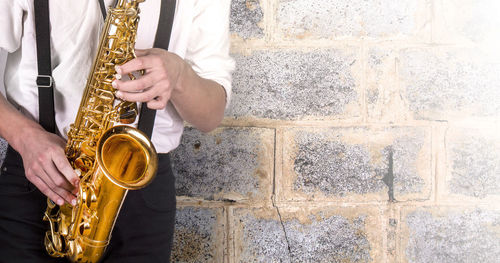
xmin=0 ymin=0 xmax=234 ymax=153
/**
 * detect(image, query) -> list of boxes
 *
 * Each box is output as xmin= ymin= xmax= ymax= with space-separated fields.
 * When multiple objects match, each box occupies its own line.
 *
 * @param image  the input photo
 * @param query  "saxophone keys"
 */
xmin=67 ymin=240 xmax=83 ymax=262
xmin=44 ymin=232 xmax=60 ymax=256
xmin=117 ymin=101 xmax=138 ymax=124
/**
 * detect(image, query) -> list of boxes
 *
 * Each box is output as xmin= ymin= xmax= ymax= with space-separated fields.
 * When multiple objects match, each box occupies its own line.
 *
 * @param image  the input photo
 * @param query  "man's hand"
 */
xmin=111 ymin=48 xmax=227 ymax=133
xmin=112 ymin=48 xmax=185 ymax=110
xmin=17 ymin=127 xmax=79 ymax=206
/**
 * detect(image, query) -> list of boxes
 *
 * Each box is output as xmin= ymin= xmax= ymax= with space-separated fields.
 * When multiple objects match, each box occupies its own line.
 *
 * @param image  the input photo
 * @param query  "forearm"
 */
xmin=170 ymin=62 xmax=227 ymax=133
xmin=0 ymin=94 xmax=79 ymax=205
xmin=0 ymin=94 xmax=44 ymax=152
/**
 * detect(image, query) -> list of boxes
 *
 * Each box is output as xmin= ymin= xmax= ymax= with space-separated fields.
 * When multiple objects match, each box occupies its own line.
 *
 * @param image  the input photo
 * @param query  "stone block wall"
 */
xmin=1 ymin=0 xmax=499 ymax=262
xmin=171 ymin=0 xmax=500 ymax=262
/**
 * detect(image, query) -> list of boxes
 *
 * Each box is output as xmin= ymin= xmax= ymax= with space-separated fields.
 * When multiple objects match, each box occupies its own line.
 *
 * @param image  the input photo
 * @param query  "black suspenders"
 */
xmin=34 ymin=0 xmax=177 ymax=138
xmin=34 ymin=0 xmax=56 ymax=133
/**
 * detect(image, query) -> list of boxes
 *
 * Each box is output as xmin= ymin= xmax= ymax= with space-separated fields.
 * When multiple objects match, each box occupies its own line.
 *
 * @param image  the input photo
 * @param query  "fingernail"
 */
xmin=112 ymin=80 xmax=117 ymax=89
xmin=115 ymin=65 xmax=122 ymax=75
xmin=115 ymin=74 xmax=122 ymax=80
xmin=116 ymin=91 xmax=123 ymax=98
xmin=57 ymin=199 xmax=64 ymax=206
xmin=71 ymin=199 xmax=77 ymax=206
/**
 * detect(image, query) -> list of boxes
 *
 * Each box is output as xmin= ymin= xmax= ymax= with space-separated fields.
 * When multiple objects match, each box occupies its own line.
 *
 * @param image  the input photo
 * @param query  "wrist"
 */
xmin=171 ymin=58 xmax=192 ymax=100
xmin=9 ymin=124 xmax=45 ymax=155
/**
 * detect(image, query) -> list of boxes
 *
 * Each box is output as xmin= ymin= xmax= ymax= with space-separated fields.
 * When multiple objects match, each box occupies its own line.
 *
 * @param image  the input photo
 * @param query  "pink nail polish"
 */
xmin=112 ymin=81 xmax=117 ymax=89
xmin=72 ymin=199 xmax=77 ymax=206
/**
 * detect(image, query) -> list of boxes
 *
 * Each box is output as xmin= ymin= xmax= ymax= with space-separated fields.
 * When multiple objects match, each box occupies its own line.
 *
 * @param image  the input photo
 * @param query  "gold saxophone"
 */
xmin=43 ymin=1 xmax=157 ymax=262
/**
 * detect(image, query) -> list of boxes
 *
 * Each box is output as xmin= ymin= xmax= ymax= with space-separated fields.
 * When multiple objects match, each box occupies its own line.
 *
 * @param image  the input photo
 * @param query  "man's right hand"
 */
xmin=17 ymin=127 xmax=79 ymax=206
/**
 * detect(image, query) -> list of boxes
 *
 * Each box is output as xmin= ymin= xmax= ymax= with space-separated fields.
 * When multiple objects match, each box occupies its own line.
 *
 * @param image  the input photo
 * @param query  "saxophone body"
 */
xmin=43 ymin=1 xmax=157 ymax=262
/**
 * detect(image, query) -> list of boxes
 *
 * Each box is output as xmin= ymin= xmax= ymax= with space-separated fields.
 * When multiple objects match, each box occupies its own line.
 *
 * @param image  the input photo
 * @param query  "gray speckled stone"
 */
xmin=171 ymin=127 xmax=272 ymax=201
xmin=447 ymin=129 xmax=500 ymax=198
xmin=235 ymin=209 xmax=373 ymax=263
xmin=285 ymin=214 xmax=372 ymax=262
xmin=392 ymin=129 xmax=428 ymax=197
xmin=293 ymin=132 xmax=387 ymax=196
xmin=405 ymin=208 xmax=500 ymax=263
xmin=0 ymin=138 xmax=7 ymax=168
xmin=230 ymin=0 xmax=264 ymax=39
xmin=290 ymin=127 xmax=429 ymax=200
xmin=171 ymin=207 xmax=219 ymax=263
xmin=228 ymin=50 xmax=359 ymax=120
xmin=236 ymin=211 xmax=289 ymax=262
xmin=277 ymin=0 xmax=419 ymax=39
xmin=399 ymin=48 xmax=500 ymax=120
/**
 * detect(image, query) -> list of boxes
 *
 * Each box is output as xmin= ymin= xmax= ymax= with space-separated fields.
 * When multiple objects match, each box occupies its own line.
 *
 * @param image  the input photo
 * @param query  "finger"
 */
xmin=117 ymin=84 xmax=163 ymax=103
xmin=112 ymin=72 xmax=159 ymax=93
xmin=37 ymin=169 xmax=77 ymax=205
xmin=41 ymin=156 xmax=75 ymax=192
xmin=116 ymin=55 xmax=163 ymax=75
xmin=51 ymin=151 xmax=80 ymax=187
xmin=134 ymin=49 xmax=150 ymax=57
xmin=135 ymin=48 xmax=164 ymax=57
xmin=146 ymin=97 xmax=168 ymax=110
xmin=29 ymin=173 xmax=65 ymax=206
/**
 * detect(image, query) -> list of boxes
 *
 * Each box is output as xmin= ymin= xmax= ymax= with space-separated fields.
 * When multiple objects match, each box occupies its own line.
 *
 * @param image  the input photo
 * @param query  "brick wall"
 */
xmin=1 ymin=0 xmax=499 ymax=262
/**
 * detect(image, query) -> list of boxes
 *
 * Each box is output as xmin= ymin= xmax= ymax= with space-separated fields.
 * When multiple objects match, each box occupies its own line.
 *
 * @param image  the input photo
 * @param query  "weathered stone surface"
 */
xmin=282 ymin=127 xmax=431 ymax=201
xmin=446 ymin=128 xmax=500 ymax=198
xmin=403 ymin=207 xmax=500 ymax=263
xmin=171 ymin=207 xmax=222 ymax=263
xmin=0 ymin=138 xmax=6 ymax=168
xmin=277 ymin=0 xmax=425 ymax=39
xmin=230 ymin=0 xmax=264 ymax=39
xmin=228 ymin=49 xmax=360 ymax=120
xmin=233 ymin=207 xmax=381 ymax=263
xmin=399 ymin=48 xmax=500 ymax=120
xmin=434 ymin=0 xmax=500 ymax=44
xmin=171 ymin=127 xmax=273 ymax=201
xmin=233 ymin=209 xmax=289 ymax=262
xmin=367 ymin=47 xmax=412 ymax=122
xmin=291 ymin=130 xmax=386 ymax=197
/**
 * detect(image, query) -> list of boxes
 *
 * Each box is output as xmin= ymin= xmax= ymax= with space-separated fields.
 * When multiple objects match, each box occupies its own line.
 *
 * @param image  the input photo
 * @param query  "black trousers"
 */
xmin=0 ymin=146 xmax=176 ymax=263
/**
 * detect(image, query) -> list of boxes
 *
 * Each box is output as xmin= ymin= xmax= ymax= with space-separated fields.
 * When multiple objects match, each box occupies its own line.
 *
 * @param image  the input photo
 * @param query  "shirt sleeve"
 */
xmin=0 ymin=49 xmax=7 ymax=96
xmin=184 ymin=0 xmax=235 ymax=107
xmin=0 ymin=0 xmax=25 ymax=53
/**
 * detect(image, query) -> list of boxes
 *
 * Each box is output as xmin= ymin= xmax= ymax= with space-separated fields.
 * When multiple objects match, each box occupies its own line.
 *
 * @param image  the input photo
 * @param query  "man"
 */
xmin=0 ymin=0 xmax=234 ymax=261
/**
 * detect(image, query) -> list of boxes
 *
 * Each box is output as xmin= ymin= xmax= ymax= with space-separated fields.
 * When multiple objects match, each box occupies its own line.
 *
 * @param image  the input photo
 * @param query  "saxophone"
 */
xmin=43 ymin=1 xmax=157 ymax=262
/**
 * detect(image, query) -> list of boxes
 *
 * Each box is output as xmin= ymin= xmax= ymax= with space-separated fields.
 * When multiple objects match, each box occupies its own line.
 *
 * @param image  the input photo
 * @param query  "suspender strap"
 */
xmin=137 ymin=0 xmax=176 ymax=138
xmin=98 ymin=0 xmax=107 ymax=20
xmin=34 ymin=0 xmax=56 ymax=133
